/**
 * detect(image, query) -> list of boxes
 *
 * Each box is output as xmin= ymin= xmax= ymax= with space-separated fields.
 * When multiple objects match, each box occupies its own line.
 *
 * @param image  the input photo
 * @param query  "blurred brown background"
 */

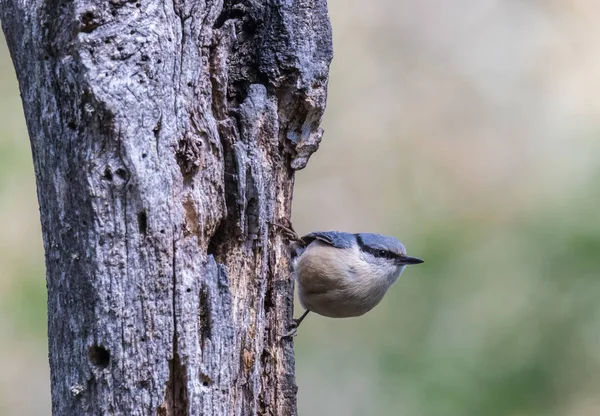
xmin=3 ymin=0 xmax=600 ymax=415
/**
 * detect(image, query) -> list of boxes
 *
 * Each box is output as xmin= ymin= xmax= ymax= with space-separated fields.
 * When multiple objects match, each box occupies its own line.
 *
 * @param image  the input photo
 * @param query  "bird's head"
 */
xmin=356 ymin=233 xmax=423 ymax=273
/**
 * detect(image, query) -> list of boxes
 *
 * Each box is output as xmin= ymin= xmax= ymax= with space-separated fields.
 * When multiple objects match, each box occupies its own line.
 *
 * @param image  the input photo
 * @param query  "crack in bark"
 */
xmin=158 ymin=349 xmax=189 ymax=416
xmin=158 ymin=235 xmax=189 ymax=416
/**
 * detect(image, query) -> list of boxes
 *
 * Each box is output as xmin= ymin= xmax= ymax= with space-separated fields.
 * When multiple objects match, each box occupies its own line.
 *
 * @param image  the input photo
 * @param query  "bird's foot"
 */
xmin=281 ymin=318 xmax=302 ymax=338
xmin=281 ymin=310 xmax=310 ymax=339
xmin=270 ymin=218 xmax=300 ymax=242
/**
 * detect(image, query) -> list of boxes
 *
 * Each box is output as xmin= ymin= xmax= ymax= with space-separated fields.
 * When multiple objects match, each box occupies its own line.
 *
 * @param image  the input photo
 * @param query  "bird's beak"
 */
xmin=399 ymin=256 xmax=424 ymax=265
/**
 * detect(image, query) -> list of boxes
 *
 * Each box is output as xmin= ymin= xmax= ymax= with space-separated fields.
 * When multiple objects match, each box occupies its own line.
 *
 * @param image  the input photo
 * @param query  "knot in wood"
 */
xmin=176 ymin=132 xmax=203 ymax=176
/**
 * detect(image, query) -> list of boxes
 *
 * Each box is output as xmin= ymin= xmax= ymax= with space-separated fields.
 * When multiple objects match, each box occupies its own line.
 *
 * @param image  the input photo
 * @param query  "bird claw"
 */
xmin=281 ymin=327 xmax=299 ymax=338
xmin=281 ymin=319 xmax=301 ymax=339
xmin=270 ymin=219 xmax=300 ymax=242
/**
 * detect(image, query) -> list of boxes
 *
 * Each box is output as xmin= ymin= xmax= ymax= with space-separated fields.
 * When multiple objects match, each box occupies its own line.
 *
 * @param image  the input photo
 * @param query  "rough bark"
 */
xmin=0 ymin=0 xmax=332 ymax=414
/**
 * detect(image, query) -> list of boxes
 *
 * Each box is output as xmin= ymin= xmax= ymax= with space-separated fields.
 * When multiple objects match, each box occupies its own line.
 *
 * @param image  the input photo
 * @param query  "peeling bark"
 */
xmin=0 ymin=0 xmax=332 ymax=414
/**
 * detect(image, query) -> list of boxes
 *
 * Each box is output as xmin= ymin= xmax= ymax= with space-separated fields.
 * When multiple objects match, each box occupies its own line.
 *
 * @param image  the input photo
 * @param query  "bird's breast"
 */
xmin=294 ymin=243 xmax=397 ymax=318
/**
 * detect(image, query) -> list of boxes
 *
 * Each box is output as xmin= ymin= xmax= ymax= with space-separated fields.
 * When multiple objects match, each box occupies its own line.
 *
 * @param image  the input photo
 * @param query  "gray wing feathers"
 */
xmin=300 ymin=231 xmax=355 ymax=249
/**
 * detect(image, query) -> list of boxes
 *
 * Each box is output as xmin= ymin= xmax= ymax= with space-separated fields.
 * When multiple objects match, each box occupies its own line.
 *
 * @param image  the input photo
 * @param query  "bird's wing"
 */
xmin=300 ymin=231 xmax=355 ymax=249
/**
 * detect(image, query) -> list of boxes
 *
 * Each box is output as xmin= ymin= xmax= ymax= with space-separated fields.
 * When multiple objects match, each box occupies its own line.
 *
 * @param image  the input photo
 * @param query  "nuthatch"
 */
xmin=285 ymin=231 xmax=423 ymax=335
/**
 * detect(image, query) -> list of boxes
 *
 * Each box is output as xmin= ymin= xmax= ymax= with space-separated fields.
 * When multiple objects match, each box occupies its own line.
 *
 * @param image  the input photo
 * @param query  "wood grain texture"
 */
xmin=0 ymin=0 xmax=332 ymax=414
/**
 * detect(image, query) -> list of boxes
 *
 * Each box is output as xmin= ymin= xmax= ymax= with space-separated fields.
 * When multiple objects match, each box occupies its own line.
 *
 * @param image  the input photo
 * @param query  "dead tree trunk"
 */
xmin=0 ymin=0 xmax=331 ymax=414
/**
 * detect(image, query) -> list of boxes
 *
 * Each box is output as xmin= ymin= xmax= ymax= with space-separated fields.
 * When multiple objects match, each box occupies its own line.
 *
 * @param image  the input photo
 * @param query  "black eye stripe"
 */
xmin=356 ymin=235 xmax=397 ymax=259
xmin=375 ymin=249 xmax=396 ymax=259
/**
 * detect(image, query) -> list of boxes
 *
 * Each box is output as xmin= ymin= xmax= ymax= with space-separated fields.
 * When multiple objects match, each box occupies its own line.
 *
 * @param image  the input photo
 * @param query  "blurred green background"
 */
xmin=2 ymin=0 xmax=600 ymax=415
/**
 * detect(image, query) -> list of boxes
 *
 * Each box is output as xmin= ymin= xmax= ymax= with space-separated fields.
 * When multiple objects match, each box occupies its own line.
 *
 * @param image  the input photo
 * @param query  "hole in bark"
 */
xmin=141 ymin=54 xmax=149 ymax=61
xmin=135 ymin=2 xmax=140 ymax=7
xmin=200 ymin=373 xmax=213 ymax=387
xmin=264 ymin=286 xmax=274 ymax=313
xmin=242 ymin=18 xmax=257 ymax=35
xmin=67 ymin=121 xmax=77 ymax=130
xmin=80 ymin=11 xmax=99 ymax=33
xmin=157 ymin=59 xmax=162 ymax=64
xmin=115 ymin=168 xmax=127 ymax=180
xmin=44 ymin=55 xmax=49 ymax=60
xmin=88 ymin=345 xmax=110 ymax=369
xmin=142 ymin=153 xmax=148 ymax=158
xmin=130 ymin=30 xmax=135 ymax=34
xmin=137 ymin=211 xmax=148 ymax=235
xmin=187 ymin=82 xmax=193 ymax=87
xmin=186 ymin=288 xmax=191 ymax=293
xmin=103 ymin=168 xmax=113 ymax=181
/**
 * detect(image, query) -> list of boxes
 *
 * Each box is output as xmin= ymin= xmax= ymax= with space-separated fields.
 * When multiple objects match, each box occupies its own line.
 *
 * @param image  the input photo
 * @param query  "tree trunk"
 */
xmin=0 ymin=0 xmax=331 ymax=414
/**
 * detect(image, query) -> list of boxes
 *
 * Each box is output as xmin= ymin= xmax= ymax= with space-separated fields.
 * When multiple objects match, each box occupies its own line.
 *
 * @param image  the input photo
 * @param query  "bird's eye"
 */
xmin=376 ymin=249 xmax=387 ymax=257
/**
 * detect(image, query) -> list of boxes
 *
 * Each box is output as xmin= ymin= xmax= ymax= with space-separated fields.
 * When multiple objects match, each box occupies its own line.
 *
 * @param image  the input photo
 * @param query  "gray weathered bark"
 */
xmin=0 ymin=0 xmax=331 ymax=414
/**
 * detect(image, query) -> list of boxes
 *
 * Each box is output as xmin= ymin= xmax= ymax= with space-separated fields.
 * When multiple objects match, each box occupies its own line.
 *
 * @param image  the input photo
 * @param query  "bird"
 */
xmin=283 ymin=230 xmax=423 ymax=336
